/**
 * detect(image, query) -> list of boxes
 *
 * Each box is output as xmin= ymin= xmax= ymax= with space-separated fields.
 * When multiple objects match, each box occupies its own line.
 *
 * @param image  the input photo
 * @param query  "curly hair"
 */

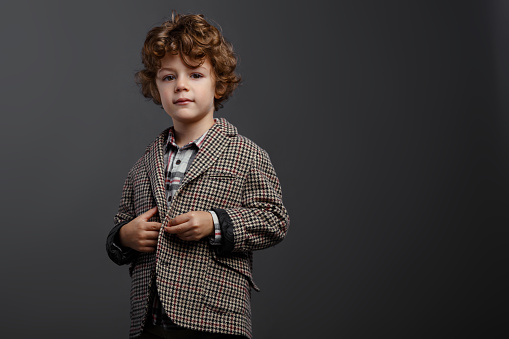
xmin=135 ymin=12 xmax=241 ymax=111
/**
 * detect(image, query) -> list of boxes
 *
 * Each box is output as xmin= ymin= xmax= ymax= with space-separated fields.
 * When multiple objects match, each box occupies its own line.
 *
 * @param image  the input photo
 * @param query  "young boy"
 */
xmin=106 ymin=12 xmax=289 ymax=339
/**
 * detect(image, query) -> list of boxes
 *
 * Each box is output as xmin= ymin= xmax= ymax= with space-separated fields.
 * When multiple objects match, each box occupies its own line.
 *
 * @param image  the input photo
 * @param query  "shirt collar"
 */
xmin=165 ymin=126 xmax=208 ymax=151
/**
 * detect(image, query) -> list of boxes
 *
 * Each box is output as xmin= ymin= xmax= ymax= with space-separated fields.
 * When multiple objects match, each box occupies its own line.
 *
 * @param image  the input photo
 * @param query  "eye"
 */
xmin=162 ymin=74 xmax=176 ymax=81
xmin=190 ymin=73 xmax=203 ymax=79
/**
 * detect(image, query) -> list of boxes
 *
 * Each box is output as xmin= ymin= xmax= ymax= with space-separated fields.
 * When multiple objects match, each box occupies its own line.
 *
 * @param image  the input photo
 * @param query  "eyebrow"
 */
xmin=158 ymin=67 xmax=175 ymax=74
xmin=158 ymin=65 xmax=208 ymax=74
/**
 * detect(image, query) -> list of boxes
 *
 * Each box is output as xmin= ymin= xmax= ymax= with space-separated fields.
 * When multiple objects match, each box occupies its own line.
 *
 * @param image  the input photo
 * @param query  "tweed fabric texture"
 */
xmin=153 ymin=128 xmax=219 ymax=329
xmin=110 ymin=118 xmax=289 ymax=338
xmin=162 ymin=128 xmax=222 ymax=246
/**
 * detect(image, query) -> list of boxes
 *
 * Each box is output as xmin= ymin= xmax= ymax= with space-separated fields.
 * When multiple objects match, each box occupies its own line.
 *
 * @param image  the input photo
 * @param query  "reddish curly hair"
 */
xmin=135 ymin=12 xmax=241 ymax=111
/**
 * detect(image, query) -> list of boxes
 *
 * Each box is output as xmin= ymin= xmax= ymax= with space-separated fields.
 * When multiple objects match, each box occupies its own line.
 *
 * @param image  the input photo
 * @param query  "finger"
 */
xmin=137 ymin=239 xmax=158 ymax=252
xmin=141 ymin=230 xmax=160 ymax=240
xmin=178 ymin=228 xmax=199 ymax=238
xmin=141 ymin=206 xmax=159 ymax=220
xmin=138 ymin=246 xmax=156 ymax=253
xmin=140 ymin=239 xmax=158 ymax=247
xmin=143 ymin=222 xmax=162 ymax=231
xmin=169 ymin=213 xmax=191 ymax=226
xmin=164 ymin=222 xmax=191 ymax=234
xmin=164 ymin=225 xmax=182 ymax=234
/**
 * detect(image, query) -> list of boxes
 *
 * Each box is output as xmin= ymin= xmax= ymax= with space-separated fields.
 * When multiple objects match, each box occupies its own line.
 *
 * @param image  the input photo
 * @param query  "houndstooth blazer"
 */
xmin=107 ymin=118 xmax=289 ymax=338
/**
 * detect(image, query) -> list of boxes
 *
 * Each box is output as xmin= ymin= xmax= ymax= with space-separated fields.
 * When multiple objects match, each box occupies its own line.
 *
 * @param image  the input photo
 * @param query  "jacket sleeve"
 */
xmin=213 ymin=148 xmax=289 ymax=254
xmin=106 ymin=169 xmax=139 ymax=265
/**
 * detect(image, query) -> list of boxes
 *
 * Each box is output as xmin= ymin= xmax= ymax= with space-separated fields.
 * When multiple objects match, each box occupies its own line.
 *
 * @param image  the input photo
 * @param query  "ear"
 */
xmin=215 ymin=82 xmax=225 ymax=99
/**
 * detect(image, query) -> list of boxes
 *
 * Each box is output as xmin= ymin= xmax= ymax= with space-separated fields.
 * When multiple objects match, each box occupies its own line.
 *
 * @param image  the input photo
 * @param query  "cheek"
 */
xmin=158 ymin=87 xmax=172 ymax=104
xmin=157 ymin=90 xmax=172 ymax=112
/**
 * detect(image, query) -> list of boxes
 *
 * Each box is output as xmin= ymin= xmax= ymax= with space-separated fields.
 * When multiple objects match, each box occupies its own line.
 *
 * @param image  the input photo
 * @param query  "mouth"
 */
xmin=173 ymin=98 xmax=193 ymax=105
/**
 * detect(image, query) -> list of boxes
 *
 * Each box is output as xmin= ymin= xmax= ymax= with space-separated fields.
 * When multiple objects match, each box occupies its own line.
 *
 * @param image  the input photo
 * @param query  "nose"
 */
xmin=175 ymin=77 xmax=189 ymax=92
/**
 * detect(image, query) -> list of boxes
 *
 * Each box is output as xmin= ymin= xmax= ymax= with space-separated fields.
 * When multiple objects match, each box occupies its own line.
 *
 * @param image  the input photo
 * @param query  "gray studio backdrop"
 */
xmin=0 ymin=1 xmax=507 ymax=338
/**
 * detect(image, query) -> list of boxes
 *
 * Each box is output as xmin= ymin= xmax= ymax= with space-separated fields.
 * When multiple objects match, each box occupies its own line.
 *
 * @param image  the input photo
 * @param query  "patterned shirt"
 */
xmin=149 ymin=126 xmax=221 ymax=329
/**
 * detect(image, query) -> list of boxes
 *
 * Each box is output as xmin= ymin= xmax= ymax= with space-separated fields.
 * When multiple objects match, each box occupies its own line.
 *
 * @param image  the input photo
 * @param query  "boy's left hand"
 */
xmin=164 ymin=211 xmax=214 ymax=241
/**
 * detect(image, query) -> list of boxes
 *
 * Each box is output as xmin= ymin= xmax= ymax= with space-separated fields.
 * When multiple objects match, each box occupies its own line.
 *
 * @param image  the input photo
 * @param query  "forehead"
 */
xmin=158 ymin=53 xmax=212 ymax=72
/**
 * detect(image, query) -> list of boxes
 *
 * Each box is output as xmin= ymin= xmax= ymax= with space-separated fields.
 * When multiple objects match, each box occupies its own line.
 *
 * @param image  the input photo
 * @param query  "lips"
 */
xmin=174 ymin=98 xmax=193 ymax=104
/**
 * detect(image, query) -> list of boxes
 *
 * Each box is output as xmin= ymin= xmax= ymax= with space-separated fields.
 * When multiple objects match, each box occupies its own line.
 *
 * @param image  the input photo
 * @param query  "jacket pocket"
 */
xmin=181 ymin=172 xmax=243 ymax=210
xmin=200 ymin=171 xmax=240 ymax=182
xmin=201 ymin=258 xmax=251 ymax=315
xmin=213 ymin=252 xmax=260 ymax=291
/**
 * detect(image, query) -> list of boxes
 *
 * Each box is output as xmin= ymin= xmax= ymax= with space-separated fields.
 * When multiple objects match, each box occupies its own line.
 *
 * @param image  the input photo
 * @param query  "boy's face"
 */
xmin=156 ymin=53 xmax=218 ymax=126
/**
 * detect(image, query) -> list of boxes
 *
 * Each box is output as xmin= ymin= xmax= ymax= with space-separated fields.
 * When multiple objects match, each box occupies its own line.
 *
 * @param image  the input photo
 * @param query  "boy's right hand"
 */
xmin=118 ymin=207 xmax=161 ymax=252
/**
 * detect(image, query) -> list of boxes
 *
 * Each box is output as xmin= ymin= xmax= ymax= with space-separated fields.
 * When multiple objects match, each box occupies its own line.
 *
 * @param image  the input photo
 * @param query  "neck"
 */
xmin=172 ymin=117 xmax=215 ymax=147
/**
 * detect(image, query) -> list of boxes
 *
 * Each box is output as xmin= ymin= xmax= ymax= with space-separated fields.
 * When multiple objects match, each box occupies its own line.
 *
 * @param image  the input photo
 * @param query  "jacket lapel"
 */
xmin=142 ymin=119 xmax=237 ymax=219
xmin=143 ymin=129 xmax=170 ymax=219
xmin=180 ymin=118 xmax=236 ymax=187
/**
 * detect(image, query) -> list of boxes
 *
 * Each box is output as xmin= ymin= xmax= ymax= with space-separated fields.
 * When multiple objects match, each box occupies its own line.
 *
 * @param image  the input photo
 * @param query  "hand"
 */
xmin=119 ymin=207 xmax=161 ymax=252
xmin=164 ymin=211 xmax=214 ymax=241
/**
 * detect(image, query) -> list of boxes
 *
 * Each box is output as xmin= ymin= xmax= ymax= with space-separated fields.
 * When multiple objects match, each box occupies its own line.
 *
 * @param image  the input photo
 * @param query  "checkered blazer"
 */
xmin=108 ymin=118 xmax=289 ymax=338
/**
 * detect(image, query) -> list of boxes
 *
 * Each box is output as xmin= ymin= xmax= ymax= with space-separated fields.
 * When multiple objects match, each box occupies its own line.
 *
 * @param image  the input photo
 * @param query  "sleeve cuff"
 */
xmin=211 ymin=208 xmax=234 ymax=254
xmin=106 ymin=221 xmax=137 ymax=265
xmin=208 ymin=210 xmax=222 ymax=245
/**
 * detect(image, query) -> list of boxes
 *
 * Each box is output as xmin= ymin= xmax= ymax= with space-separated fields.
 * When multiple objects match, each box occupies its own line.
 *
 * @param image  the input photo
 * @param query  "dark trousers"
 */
xmin=139 ymin=324 xmax=248 ymax=339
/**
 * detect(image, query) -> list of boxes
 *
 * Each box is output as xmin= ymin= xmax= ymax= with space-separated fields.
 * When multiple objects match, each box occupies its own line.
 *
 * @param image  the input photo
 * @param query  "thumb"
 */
xmin=141 ymin=206 xmax=158 ymax=220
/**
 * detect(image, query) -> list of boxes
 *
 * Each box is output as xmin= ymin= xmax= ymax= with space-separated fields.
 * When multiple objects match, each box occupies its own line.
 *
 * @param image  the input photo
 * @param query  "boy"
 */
xmin=106 ymin=12 xmax=289 ymax=339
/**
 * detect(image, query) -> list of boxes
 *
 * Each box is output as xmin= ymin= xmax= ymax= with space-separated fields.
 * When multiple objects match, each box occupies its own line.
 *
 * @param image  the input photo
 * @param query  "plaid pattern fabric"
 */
xmin=163 ymin=129 xmax=206 ymax=204
xmin=111 ymin=118 xmax=289 ymax=338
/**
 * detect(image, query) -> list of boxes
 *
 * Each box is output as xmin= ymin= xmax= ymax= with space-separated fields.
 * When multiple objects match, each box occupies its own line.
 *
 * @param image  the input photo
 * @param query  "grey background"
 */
xmin=0 ymin=0 xmax=507 ymax=338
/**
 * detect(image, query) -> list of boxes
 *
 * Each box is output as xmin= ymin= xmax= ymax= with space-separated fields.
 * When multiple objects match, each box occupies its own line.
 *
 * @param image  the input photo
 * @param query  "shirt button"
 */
xmin=176 ymin=160 xmax=181 ymax=165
